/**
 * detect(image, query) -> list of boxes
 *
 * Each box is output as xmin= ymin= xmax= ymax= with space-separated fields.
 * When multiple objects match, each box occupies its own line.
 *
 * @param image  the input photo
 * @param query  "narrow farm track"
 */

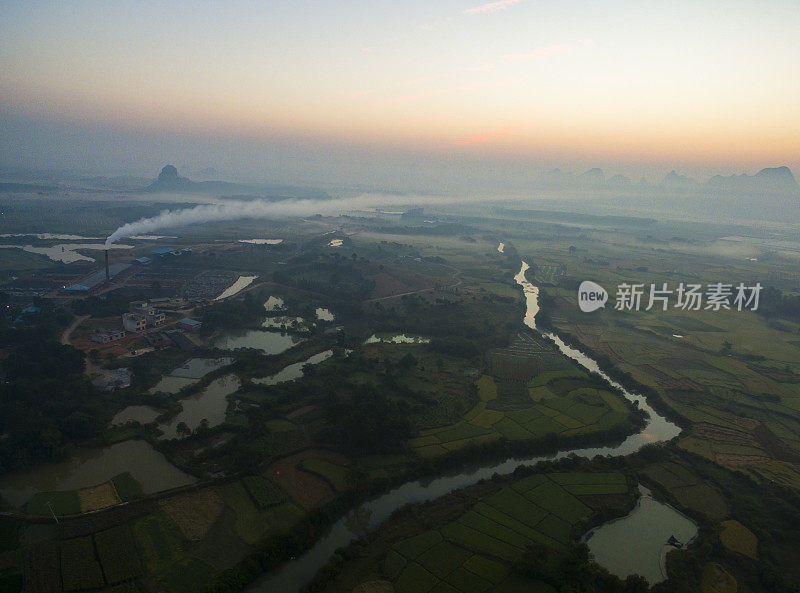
xmin=61 ymin=314 xmax=89 ymax=346
xmin=364 ymin=266 xmax=462 ymax=303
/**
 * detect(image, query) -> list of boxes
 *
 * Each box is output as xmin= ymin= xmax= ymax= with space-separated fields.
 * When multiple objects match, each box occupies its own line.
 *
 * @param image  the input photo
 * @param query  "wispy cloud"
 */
xmin=463 ymin=0 xmax=525 ymax=15
xmin=503 ymin=44 xmax=573 ymax=61
xmin=453 ymin=127 xmax=514 ymax=145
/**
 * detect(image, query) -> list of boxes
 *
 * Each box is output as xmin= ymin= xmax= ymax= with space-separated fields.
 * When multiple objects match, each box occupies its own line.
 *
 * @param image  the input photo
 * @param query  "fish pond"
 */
xmin=158 ymin=374 xmax=241 ymax=439
xmin=586 ymin=491 xmax=698 ymax=583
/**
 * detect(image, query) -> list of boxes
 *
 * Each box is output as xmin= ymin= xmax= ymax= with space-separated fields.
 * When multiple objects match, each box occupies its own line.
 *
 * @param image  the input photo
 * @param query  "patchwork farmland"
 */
xmin=410 ymin=333 xmax=634 ymax=458
xmin=8 ymin=471 xmax=307 ymax=593
xmin=318 ymin=470 xmax=634 ymax=593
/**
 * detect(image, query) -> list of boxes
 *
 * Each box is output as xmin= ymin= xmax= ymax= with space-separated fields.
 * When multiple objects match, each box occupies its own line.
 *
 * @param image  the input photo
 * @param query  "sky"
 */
xmin=1 ymin=1 xmax=799 ymax=191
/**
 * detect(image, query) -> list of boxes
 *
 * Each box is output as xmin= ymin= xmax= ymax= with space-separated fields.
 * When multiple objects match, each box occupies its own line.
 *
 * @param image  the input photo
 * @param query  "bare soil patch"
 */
xmin=77 ymin=482 xmax=122 ymax=513
xmin=264 ymin=449 xmax=349 ymax=509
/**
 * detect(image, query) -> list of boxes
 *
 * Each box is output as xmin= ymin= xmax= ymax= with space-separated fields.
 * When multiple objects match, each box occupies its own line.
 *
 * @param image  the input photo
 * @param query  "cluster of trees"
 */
xmin=515 ymin=542 xmax=649 ymax=593
xmin=200 ymin=292 xmax=264 ymax=333
xmin=71 ymin=287 xmax=165 ymax=317
xmin=324 ymin=387 xmax=413 ymax=455
xmin=273 ymin=257 xmax=376 ymax=301
xmin=757 ymin=286 xmax=800 ymax=322
xmin=0 ymin=326 xmax=106 ymax=474
xmin=372 ymin=291 xmax=520 ymax=356
xmin=498 ymin=241 xmax=520 ymax=270
xmin=429 ymin=337 xmax=480 ymax=359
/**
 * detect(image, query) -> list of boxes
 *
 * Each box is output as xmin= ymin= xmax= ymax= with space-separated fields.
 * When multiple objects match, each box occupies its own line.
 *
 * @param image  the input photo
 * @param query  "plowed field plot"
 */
xmin=641 ymin=461 xmax=729 ymax=520
xmin=61 ymin=536 xmax=104 ymax=591
xmin=95 ymin=524 xmax=144 ymax=583
xmin=488 ymin=381 xmax=533 ymax=411
xmin=159 ymin=488 xmax=225 ymax=541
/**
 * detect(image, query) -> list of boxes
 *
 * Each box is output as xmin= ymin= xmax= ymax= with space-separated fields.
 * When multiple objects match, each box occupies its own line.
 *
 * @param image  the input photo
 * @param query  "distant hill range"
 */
xmin=146 ymin=165 xmax=331 ymax=199
xmin=146 ymin=164 xmax=242 ymax=193
xmin=0 ymin=165 xmax=331 ymax=199
xmin=537 ymin=165 xmax=799 ymax=196
xmin=706 ymin=166 xmax=799 ymax=194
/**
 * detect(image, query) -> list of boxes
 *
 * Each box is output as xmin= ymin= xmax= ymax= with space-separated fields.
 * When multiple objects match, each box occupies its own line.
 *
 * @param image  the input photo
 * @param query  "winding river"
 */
xmin=248 ymin=261 xmax=682 ymax=592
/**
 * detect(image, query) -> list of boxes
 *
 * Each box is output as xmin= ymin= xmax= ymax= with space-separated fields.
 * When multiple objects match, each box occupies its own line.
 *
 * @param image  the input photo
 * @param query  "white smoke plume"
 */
xmin=104 ymin=195 xmax=436 ymax=247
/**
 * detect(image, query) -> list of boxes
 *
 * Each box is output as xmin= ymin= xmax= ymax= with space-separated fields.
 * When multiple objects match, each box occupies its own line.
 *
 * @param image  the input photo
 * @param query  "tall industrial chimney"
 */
xmin=105 ymin=249 xmax=110 ymax=283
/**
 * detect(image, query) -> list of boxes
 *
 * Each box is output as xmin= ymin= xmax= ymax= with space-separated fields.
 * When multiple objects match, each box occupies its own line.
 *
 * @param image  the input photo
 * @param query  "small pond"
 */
xmin=262 ymin=316 xmax=306 ymax=330
xmin=315 ymin=308 xmax=334 ymax=321
xmin=254 ymin=350 xmax=334 ymax=386
xmin=171 ymin=357 xmax=234 ymax=379
xmin=214 ymin=330 xmax=302 ymax=354
xmin=364 ymin=333 xmax=430 ymax=344
xmin=239 ymin=239 xmax=283 ymax=245
xmin=586 ymin=491 xmax=698 ymax=583
xmin=109 ymin=405 xmax=162 ymax=425
xmin=158 ymin=375 xmax=241 ymax=439
xmin=264 ymin=296 xmax=285 ymax=311
xmin=149 ymin=357 xmax=234 ymax=394
xmin=149 ymin=376 xmax=195 ymax=395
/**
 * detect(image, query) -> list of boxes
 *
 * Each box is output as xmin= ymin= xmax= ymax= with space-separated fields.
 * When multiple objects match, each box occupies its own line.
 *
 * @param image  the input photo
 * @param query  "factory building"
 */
xmin=178 ymin=318 xmax=202 ymax=331
xmin=63 ymin=263 xmax=131 ymax=293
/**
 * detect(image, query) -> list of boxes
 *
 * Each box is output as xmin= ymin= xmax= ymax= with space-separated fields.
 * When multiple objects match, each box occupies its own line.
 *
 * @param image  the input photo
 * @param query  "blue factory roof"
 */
xmin=178 ymin=318 xmax=202 ymax=327
xmin=64 ymin=262 xmax=131 ymax=292
xmin=153 ymin=247 xmax=178 ymax=255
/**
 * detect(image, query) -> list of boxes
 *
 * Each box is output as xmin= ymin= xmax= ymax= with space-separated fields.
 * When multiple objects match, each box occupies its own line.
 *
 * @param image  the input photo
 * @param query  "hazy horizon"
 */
xmin=2 ymin=1 xmax=799 ymax=193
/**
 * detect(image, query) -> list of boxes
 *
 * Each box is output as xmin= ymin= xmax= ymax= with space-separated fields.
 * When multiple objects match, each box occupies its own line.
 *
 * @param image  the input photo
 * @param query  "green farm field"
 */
xmin=412 ymin=368 xmax=634 ymax=458
xmin=312 ymin=468 xmax=635 ymax=593
xmin=491 ymin=228 xmax=800 ymax=491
